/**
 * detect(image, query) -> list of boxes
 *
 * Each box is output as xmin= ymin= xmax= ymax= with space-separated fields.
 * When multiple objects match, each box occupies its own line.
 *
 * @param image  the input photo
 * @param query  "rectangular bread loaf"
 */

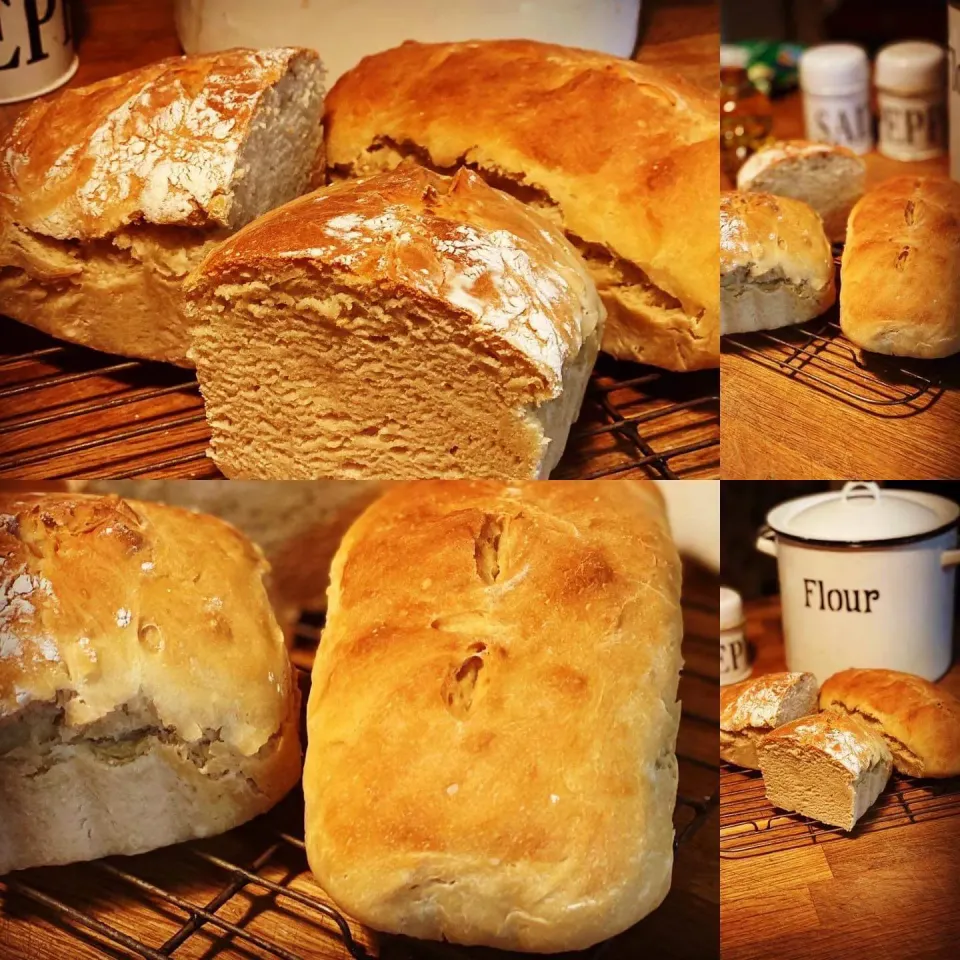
xmin=303 ymin=480 xmax=682 ymax=952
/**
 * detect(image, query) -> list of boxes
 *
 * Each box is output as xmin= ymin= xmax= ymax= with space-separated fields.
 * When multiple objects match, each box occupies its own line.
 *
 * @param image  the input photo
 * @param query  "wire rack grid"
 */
xmin=0 ymin=323 xmax=719 ymax=481
xmin=722 ymin=254 xmax=948 ymax=415
xmin=0 ymin=593 xmax=719 ymax=960
xmin=720 ymin=763 xmax=960 ymax=860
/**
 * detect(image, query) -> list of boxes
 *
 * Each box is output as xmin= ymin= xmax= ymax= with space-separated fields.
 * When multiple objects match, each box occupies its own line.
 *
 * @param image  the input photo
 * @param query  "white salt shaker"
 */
xmin=720 ymin=587 xmax=752 ymax=685
xmin=876 ymin=41 xmax=947 ymax=162
xmin=800 ymin=44 xmax=873 ymax=155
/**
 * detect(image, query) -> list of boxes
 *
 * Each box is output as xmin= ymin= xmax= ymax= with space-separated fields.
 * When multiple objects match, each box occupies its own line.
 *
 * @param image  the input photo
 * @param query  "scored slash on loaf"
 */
xmin=185 ymin=163 xmax=605 ymax=480
xmin=0 ymin=48 xmax=326 ymax=366
xmin=0 ymin=492 xmax=301 ymax=875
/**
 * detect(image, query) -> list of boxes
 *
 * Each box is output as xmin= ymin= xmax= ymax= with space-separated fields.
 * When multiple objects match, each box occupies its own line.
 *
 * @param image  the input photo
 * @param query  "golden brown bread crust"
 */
xmin=820 ymin=668 xmax=960 ymax=778
xmin=322 ymin=40 xmax=719 ymax=372
xmin=304 ymin=480 xmax=682 ymax=952
xmin=187 ymin=163 xmax=603 ymax=393
xmin=0 ymin=492 xmax=301 ymax=872
xmin=839 ymin=177 xmax=960 ymax=358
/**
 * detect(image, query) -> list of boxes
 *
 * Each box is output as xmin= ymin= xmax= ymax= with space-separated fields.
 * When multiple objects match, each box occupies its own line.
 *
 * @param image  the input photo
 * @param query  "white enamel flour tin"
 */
xmin=174 ymin=0 xmax=643 ymax=86
xmin=756 ymin=482 xmax=960 ymax=682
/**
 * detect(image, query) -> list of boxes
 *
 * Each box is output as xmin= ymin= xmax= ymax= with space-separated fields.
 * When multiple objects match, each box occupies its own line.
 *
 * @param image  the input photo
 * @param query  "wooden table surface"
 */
xmin=721 ymin=91 xmax=959 ymax=480
xmin=721 ymin=596 xmax=960 ymax=960
xmin=0 ymin=0 xmax=721 ymax=482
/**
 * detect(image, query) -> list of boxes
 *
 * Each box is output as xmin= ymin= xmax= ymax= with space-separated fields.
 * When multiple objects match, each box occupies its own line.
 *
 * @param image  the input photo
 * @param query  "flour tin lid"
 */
xmin=720 ymin=586 xmax=744 ymax=631
xmin=766 ymin=481 xmax=960 ymax=546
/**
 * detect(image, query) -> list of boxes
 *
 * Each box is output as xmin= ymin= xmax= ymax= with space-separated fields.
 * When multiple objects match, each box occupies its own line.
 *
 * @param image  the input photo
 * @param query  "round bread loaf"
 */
xmin=721 ymin=191 xmax=836 ymax=336
xmin=185 ymin=164 xmax=604 ymax=480
xmin=736 ymin=140 xmax=866 ymax=244
xmin=0 ymin=492 xmax=301 ymax=874
xmin=0 ymin=48 xmax=325 ymax=365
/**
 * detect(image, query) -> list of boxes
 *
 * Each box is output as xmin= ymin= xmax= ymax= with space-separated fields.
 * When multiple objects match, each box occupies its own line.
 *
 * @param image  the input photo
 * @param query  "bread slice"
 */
xmin=322 ymin=39 xmax=719 ymax=372
xmin=0 ymin=492 xmax=301 ymax=874
xmin=185 ymin=164 xmax=604 ymax=480
xmin=0 ymin=48 xmax=326 ymax=366
xmin=737 ymin=140 xmax=866 ymax=244
xmin=720 ymin=672 xmax=819 ymax=769
xmin=820 ymin=668 xmax=960 ymax=778
xmin=758 ymin=712 xmax=893 ymax=831
xmin=721 ymin=191 xmax=837 ymax=336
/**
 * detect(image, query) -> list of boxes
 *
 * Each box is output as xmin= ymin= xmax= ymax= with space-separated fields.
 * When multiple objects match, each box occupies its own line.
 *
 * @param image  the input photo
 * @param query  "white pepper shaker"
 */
xmin=720 ymin=587 xmax=751 ymax=685
xmin=800 ymin=44 xmax=873 ymax=154
xmin=876 ymin=41 xmax=947 ymax=162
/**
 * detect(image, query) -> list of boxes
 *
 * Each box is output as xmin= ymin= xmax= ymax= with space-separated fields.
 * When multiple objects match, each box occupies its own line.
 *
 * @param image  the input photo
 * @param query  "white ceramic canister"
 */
xmin=0 ymin=0 xmax=77 ymax=105
xmin=799 ymin=43 xmax=874 ymax=155
xmin=756 ymin=482 xmax=960 ymax=682
xmin=876 ymin=41 xmax=947 ymax=162
xmin=174 ymin=0 xmax=643 ymax=87
xmin=720 ymin=586 xmax=752 ymax=685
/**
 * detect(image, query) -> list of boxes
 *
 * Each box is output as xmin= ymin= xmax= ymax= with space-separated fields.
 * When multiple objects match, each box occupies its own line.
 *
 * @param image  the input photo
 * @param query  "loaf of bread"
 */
xmin=185 ymin=164 xmax=604 ymax=480
xmin=839 ymin=176 xmax=960 ymax=359
xmin=758 ymin=712 xmax=892 ymax=831
xmin=75 ymin=481 xmax=384 ymax=630
xmin=322 ymin=40 xmax=719 ymax=372
xmin=0 ymin=492 xmax=301 ymax=874
xmin=721 ymin=191 xmax=837 ymax=336
xmin=304 ymin=480 xmax=682 ymax=951
xmin=736 ymin=140 xmax=866 ymax=243
xmin=820 ymin=668 xmax=960 ymax=778
xmin=0 ymin=48 xmax=325 ymax=366
xmin=720 ymin=672 xmax=819 ymax=769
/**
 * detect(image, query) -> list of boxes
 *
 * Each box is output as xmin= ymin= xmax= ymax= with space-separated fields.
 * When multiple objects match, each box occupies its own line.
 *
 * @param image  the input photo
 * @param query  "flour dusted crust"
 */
xmin=820 ymin=668 xmax=960 ymax=778
xmin=186 ymin=164 xmax=603 ymax=480
xmin=322 ymin=40 xmax=719 ymax=372
xmin=0 ymin=48 xmax=325 ymax=365
xmin=304 ymin=480 xmax=682 ymax=952
xmin=839 ymin=177 xmax=960 ymax=359
xmin=0 ymin=492 xmax=301 ymax=874
xmin=720 ymin=672 xmax=819 ymax=769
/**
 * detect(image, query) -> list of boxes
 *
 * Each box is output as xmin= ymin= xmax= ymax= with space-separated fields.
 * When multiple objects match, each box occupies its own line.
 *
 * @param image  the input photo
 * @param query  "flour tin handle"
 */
xmin=756 ymin=526 xmax=778 ymax=558
xmin=941 ymin=550 xmax=960 ymax=568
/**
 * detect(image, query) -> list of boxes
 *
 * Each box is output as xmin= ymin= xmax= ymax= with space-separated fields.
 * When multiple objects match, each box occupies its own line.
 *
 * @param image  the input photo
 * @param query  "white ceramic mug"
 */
xmin=0 ymin=0 xmax=77 ymax=105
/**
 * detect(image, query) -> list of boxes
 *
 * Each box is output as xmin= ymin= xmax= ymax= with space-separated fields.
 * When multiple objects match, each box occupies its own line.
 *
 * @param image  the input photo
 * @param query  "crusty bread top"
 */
xmin=186 ymin=163 xmax=604 ymax=392
xmin=304 ymin=480 xmax=680 ymax=951
xmin=721 ymin=190 xmax=835 ymax=288
xmin=737 ymin=139 xmax=864 ymax=185
xmin=820 ymin=668 xmax=960 ymax=778
xmin=0 ymin=48 xmax=317 ymax=240
xmin=0 ymin=493 xmax=293 ymax=756
xmin=720 ymin=672 xmax=818 ymax=732
xmin=323 ymin=40 xmax=718 ymax=336
xmin=839 ymin=177 xmax=960 ymax=356
xmin=760 ymin=711 xmax=891 ymax=776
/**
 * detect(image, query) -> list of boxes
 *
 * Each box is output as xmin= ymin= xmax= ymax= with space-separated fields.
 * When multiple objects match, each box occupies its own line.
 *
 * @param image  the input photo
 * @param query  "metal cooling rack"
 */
xmin=720 ymin=763 xmax=960 ymax=859
xmin=1 ymin=596 xmax=719 ymax=960
xmin=0 ymin=322 xmax=719 ymax=481
xmin=722 ymin=255 xmax=945 ymax=415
